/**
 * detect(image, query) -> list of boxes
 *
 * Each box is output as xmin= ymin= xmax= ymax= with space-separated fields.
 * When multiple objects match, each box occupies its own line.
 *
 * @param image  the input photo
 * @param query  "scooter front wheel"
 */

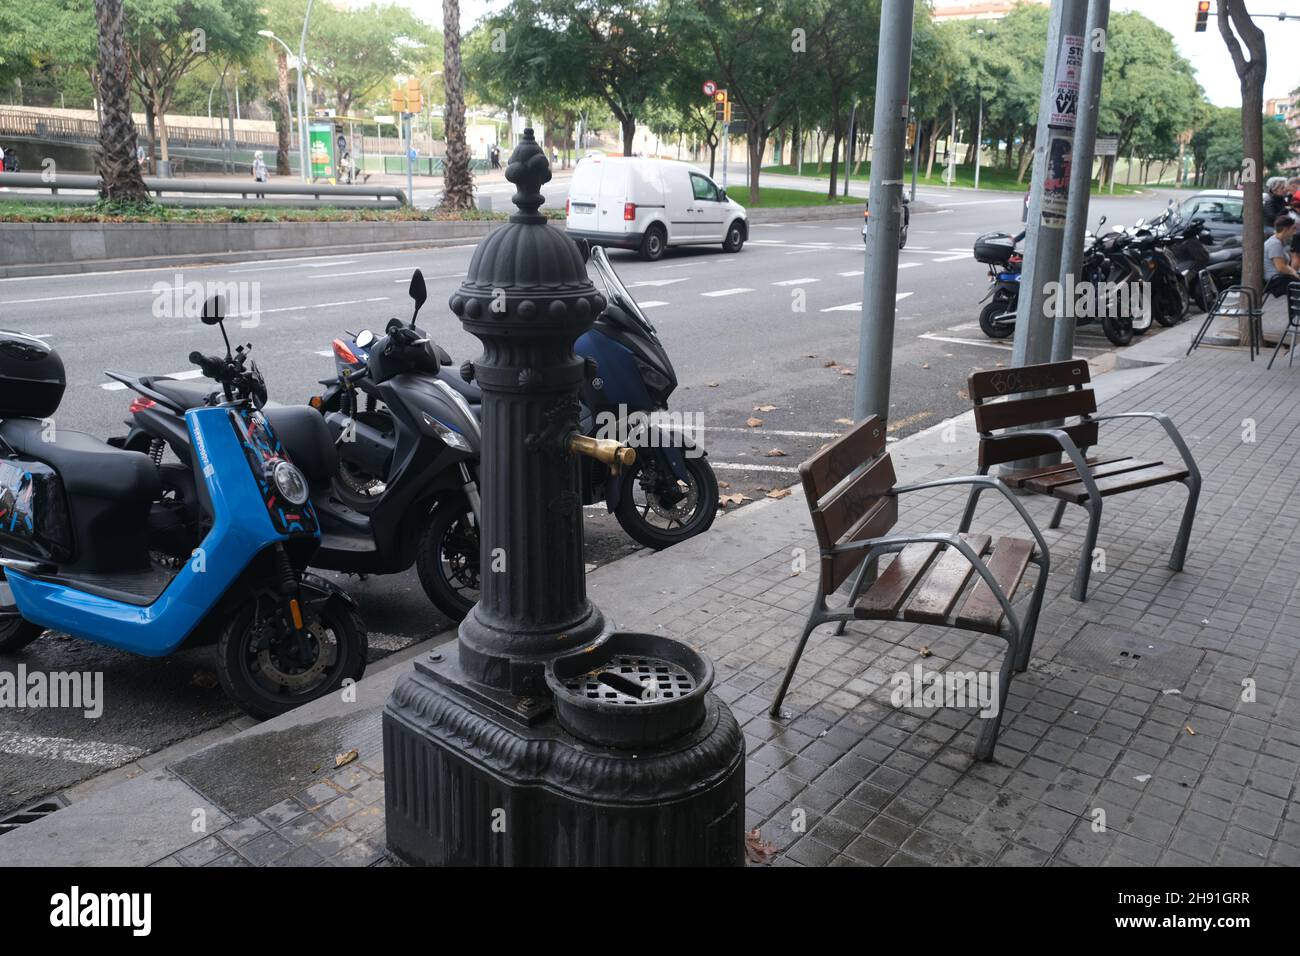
xmin=215 ymin=594 xmax=367 ymax=719
xmin=416 ymin=498 xmax=480 ymax=622
xmin=615 ymin=452 xmax=719 ymax=550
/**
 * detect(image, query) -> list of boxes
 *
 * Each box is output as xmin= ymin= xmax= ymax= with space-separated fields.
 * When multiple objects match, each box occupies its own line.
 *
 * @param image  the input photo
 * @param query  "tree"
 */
xmin=439 ymin=0 xmax=474 ymax=211
xmin=273 ymin=45 xmax=292 ymax=175
xmin=807 ymin=0 xmax=881 ymax=199
xmin=95 ymin=0 xmax=148 ymax=201
xmin=1218 ymin=0 xmax=1267 ymax=325
xmin=0 ymin=1 xmax=97 ymax=107
xmin=124 ymin=0 xmax=263 ymax=169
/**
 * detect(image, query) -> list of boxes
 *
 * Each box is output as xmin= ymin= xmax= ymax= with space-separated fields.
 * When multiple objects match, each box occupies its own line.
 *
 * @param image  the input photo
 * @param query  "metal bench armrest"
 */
xmin=1088 ymin=412 xmax=1201 ymax=484
xmin=993 ymin=427 xmax=1102 ymax=503
xmin=823 ymin=529 xmax=1024 ymax=637
xmin=891 ymin=475 xmax=1050 ymax=570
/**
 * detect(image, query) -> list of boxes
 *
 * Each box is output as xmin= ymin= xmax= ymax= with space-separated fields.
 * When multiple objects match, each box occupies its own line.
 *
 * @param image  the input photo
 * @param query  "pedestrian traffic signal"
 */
xmin=391 ymin=86 xmax=405 ymax=115
xmin=1195 ymin=1 xmax=1210 ymax=32
xmin=406 ymin=77 xmax=422 ymax=114
xmin=712 ymin=90 xmax=727 ymax=122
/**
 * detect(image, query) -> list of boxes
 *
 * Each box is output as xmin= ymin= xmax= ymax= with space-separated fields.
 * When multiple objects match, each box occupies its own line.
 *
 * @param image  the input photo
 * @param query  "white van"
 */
xmin=565 ymin=157 xmax=748 ymax=261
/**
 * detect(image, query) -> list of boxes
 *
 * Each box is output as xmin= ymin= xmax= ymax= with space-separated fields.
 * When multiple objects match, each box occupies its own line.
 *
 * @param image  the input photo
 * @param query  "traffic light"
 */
xmin=390 ymin=86 xmax=405 ymax=115
xmin=712 ymin=89 xmax=727 ymax=122
xmin=1195 ymin=1 xmax=1210 ymax=32
xmin=406 ymin=77 xmax=422 ymax=113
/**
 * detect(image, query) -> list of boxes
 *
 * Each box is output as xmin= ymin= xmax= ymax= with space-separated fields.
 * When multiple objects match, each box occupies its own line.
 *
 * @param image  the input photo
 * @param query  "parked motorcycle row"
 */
xmin=974 ymin=200 xmax=1242 ymax=345
xmin=0 ymin=244 xmax=718 ymax=717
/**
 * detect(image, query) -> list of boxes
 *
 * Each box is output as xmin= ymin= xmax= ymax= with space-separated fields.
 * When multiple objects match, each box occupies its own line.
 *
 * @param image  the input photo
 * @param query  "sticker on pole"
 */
xmin=1049 ymin=34 xmax=1083 ymax=130
xmin=702 ymin=80 xmax=717 ymax=97
xmin=1039 ymin=131 xmax=1074 ymax=229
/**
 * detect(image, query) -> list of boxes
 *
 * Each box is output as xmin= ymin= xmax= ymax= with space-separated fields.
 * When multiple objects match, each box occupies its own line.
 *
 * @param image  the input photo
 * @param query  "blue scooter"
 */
xmin=0 ymin=300 xmax=367 ymax=718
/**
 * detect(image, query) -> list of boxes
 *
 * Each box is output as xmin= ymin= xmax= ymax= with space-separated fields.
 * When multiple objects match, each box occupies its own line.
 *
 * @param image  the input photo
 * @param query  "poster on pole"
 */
xmin=1049 ymin=34 xmax=1083 ymax=130
xmin=1040 ymin=130 xmax=1074 ymax=228
xmin=308 ymin=121 xmax=336 ymax=182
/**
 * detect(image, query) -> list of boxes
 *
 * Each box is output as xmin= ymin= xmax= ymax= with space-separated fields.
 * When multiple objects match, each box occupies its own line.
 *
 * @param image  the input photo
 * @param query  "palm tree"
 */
xmin=95 ymin=0 xmax=148 ymax=202
xmin=438 ymin=0 xmax=474 ymax=211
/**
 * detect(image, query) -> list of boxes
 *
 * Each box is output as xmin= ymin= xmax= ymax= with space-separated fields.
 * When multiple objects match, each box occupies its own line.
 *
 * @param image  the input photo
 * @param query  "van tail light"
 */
xmin=128 ymin=396 xmax=156 ymax=414
xmin=332 ymin=338 xmax=359 ymax=365
xmin=623 ymin=202 xmax=636 ymax=221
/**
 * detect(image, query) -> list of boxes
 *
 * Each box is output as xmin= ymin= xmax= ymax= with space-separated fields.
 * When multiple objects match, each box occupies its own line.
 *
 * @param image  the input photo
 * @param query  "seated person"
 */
xmin=1264 ymin=215 xmax=1299 ymax=298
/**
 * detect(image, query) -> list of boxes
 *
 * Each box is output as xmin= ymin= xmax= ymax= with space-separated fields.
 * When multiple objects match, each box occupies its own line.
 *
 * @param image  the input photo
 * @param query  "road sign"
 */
xmin=1095 ymin=135 xmax=1119 ymax=157
xmin=375 ymin=114 xmax=395 ymax=125
xmin=702 ymin=80 xmax=717 ymax=97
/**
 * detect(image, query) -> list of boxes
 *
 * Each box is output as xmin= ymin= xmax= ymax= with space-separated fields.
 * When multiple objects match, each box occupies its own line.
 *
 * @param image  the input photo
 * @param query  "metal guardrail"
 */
xmin=0 ymin=172 xmax=408 ymax=207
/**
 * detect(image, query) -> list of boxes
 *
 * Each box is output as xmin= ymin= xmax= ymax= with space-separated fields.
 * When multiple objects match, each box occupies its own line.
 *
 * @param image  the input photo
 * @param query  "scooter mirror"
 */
xmin=1097 ymin=215 xmax=1106 ymax=228
xmin=201 ymin=294 xmax=226 ymax=326
xmin=356 ymin=329 xmax=375 ymax=349
xmin=408 ymin=269 xmax=427 ymax=325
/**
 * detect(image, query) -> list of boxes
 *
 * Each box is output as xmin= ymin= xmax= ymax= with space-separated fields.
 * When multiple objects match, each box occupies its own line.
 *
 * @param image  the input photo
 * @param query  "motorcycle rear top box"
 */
xmin=974 ymin=232 xmax=1017 ymax=265
xmin=0 ymin=331 xmax=65 ymax=419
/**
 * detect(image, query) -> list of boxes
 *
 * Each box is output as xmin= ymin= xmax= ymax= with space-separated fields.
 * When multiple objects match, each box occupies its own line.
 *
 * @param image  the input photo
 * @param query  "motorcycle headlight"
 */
xmin=271 ymin=460 xmax=310 ymax=506
xmin=422 ymin=413 xmax=473 ymax=452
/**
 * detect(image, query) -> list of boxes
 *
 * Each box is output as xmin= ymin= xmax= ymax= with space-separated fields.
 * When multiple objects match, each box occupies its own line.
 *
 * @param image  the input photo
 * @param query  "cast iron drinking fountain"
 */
xmin=382 ymin=130 xmax=745 ymax=866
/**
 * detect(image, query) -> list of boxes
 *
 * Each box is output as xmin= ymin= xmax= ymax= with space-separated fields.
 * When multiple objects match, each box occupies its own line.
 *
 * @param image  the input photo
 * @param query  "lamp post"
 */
xmin=382 ymin=131 xmax=745 ymax=867
xmin=258 ymin=28 xmax=308 ymax=182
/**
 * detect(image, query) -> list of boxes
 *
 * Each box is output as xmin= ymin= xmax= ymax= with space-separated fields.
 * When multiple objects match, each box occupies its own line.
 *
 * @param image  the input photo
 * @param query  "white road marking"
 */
xmin=771 ymin=278 xmax=819 ymax=286
xmin=710 ymin=462 xmax=800 ymax=475
xmin=102 ymin=368 xmax=204 ymax=391
xmin=1 ymin=288 xmax=152 ymax=305
xmin=639 ymin=300 xmax=669 ymax=308
xmin=700 ymin=288 xmax=753 ymax=297
xmin=931 ymin=254 xmax=971 ymax=262
xmin=898 ymin=262 xmax=922 ymax=270
xmin=820 ymin=292 xmax=912 ymax=312
xmin=626 ymin=278 xmax=688 ymax=288
xmin=686 ymin=426 xmax=840 ymax=439
xmin=838 ymin=270 xmax=864 ymax=277
xmin=946 ymin=198 xmax=1021 ymax=206
xmin=0 ymin=730 xmax=145 ymax=767
xmin=394 ymin=272 xmax=467 ymax=282
xmin=919 ymin=331 xmax=1107 ymax=354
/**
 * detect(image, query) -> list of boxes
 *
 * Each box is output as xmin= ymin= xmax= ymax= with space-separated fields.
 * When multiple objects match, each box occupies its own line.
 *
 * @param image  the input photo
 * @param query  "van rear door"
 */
xmin=596 ymin=160 xmax=631 ymax=237
xmin=662 ymin=164 xmax=697 ymax=242
xmin=566 ymin=159 xmax=602 ymax=234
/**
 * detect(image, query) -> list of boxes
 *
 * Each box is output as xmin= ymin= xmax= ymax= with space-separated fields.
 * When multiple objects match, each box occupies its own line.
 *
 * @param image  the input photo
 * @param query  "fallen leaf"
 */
xmin=335 ymin=749 xmax=359 ymax=768
xmin=745 ymin=828 xmax=778 ymax=865
xmin=823 ymin=360 xmax=838 ymax=368
xmin=754 ymin=403 xmax=777 ymax=412
xmin=719 ymin=493 xmax=750 ymax=508
xmin=834 ymin=418 xmax=854 ymax=426
xmin=766 ymin=488 xmax=792 ymax=499
xmin=719 ymin=480 xmax=730 ymax=489
xmin=1134 ymin=773 xmax=1152 ymax=783
xmin=839 ymin=368 xmax=854 ymax=376
xmin=706 ymin=381 xmax=719 ymax=387
xmin=765 ymin=448 xmax=787 ymax=457
xmin=1161 ymin=688 xmax=1182 ymax=696
xmin=805 ymin=353 xmax=816 ymax=358
xmin=746 ymin=416 xmax=764 ymax=428
xmin=920 ymin=363 xmax=930 ymax=369
xmin=919 ymin=646 xmax=932 ymax=658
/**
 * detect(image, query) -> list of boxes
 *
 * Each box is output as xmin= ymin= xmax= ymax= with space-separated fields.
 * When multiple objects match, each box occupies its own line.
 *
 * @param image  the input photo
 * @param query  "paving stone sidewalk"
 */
xmin=152 ymin=344 xmax=1300 ymax=867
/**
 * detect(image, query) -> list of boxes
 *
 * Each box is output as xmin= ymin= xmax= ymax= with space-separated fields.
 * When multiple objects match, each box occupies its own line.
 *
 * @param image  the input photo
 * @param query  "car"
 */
xmin=564 ymin=156 xmax=748 ymax=260
xmin=862 ymin=194 xmax=909 ymax=248
xmin=1173 ymin=188 xmax=1268 ymax=245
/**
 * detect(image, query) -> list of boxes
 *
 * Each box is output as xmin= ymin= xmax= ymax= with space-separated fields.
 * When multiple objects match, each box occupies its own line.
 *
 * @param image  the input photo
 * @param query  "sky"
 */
xmin=387 ymin=0 xmax=1299 ymax=109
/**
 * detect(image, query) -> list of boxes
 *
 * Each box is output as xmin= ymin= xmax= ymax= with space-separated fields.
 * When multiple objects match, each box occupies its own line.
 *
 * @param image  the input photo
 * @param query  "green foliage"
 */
xmin=1194 ymin=106 xmax=1294 ymax=181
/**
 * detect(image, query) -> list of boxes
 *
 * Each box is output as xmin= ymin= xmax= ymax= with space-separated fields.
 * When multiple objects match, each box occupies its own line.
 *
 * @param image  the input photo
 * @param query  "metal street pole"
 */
xmin=1052 ymin=0 xmax=1110 ymax=363
xmin=1011 ymin=0 xmax=1087 ymax=371
xmin=974 ymin=92 xmax=983 ymax=189
xmin=298 ymin=0 xmax=315 ymax=183
xmin=405 ymin=113 xmax=414 ymax=207
xmin=854 ymin=0 xmax=915 ymax=422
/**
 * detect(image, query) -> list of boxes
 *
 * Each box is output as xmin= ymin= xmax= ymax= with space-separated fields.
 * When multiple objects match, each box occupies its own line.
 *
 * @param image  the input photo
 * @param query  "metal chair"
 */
xmin=1188 ymin=275 xmax=1262 ymax=359
xmin=1267 ymin=281 xmax=1300 ymax=369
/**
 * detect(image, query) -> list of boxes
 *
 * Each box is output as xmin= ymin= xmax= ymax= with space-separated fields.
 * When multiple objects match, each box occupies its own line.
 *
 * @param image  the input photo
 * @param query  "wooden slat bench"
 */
xmin=770 ymin=416 xmax=1050 ymax=762
xmin=959 ymin=358 xmax=1201 ymax=601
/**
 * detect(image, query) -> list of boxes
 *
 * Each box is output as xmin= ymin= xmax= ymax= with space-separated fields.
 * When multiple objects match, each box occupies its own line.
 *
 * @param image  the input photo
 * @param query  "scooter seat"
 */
xmin=143 ymin=376 xmax=218 ymax=411
xmin=1206 ymin=248 xmax=1241 ymax=264
xmin=0 ymin=418 xmax=160 ymax=500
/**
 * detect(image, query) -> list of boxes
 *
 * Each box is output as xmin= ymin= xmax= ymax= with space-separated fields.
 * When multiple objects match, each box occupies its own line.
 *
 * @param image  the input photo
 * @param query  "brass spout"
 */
xmin=568 ymin=433 xmax=636 ymax=474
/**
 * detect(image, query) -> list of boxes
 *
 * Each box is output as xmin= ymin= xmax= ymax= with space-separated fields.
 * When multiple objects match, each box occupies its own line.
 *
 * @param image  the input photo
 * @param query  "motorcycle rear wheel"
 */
xmin=979 ymin=299 xmax=1015 ymax=339
xmin=1154 ymin=276 xmax=1190 ymax=327
xmin=415 ymin=498 xmax=480 ymax=622
xmin=1102 ymin=314 xmax=1134 ymax=346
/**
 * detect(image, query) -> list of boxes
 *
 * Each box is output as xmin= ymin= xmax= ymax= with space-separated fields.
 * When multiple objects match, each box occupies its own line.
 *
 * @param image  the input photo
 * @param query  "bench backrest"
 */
xmin=800 ymin=415 xmax=897 ymax=596
xmin=968 ymin=359 xmax=1097 ymax=469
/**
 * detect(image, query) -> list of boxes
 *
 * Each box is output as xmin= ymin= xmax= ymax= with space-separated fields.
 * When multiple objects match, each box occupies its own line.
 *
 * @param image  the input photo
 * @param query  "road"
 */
xmin=0 ymin=183 xmax=1179 ymax=816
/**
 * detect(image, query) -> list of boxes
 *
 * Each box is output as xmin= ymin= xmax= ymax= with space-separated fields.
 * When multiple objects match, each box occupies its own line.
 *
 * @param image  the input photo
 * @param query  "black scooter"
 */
xmin=114 ymin=272 xmax=483 ymax=621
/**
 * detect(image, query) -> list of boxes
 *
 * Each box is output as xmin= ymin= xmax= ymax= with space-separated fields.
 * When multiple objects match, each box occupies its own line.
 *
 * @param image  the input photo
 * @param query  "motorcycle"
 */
xmin=334 ymin=245 xmax=720 ymax=552
xmin=0 ymin=306 xmax=367 ymax=719
xmin=115 ymin=271 xmax=484 ymax=622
